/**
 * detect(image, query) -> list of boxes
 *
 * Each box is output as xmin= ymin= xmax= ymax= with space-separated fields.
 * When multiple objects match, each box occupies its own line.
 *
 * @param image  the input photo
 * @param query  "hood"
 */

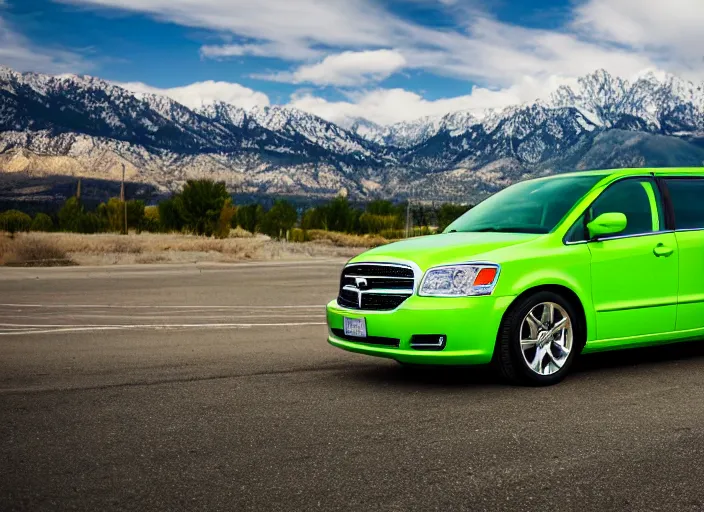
xmin=352 ymin=232 xmax=541 ymax=271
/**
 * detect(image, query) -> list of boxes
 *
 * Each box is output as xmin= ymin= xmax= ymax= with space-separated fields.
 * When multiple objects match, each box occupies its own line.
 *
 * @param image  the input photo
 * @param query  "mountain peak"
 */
xmin=2 ymin=65 xmax=704 ymax=202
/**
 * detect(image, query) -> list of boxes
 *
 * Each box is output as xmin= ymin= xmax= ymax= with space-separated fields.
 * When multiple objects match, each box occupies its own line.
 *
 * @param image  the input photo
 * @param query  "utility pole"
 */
xmin=120 ymin=163 xmax=127 ymax=235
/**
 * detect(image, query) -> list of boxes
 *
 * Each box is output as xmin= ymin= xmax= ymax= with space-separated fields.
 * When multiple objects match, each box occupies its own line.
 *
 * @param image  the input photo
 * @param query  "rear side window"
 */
xmin=663 ymin=178 xmax=704 ymax=230
xmin=566 ymin=178 xmax=664 ymax=242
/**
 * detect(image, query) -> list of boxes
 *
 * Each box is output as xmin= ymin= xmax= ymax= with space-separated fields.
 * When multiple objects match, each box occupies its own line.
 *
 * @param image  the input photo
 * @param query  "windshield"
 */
xmin=445 ymin=175 xmax=604 ymax=234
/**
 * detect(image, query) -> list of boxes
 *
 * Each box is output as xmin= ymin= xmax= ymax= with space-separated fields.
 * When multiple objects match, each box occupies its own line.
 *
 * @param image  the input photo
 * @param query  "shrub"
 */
xmin=307 ymin=229 xmax=387 ymax=248
xmin=0 ymin=235 xmax=74 ymax=266
xmin=289 ymin=228 xmax=309 ymax=243
xmin=216 ymin=199 xmax=237 ymax=239
xmin=0 ymin=210 xmax=32 ymax=235
xmin=177 ymin=179 xmax=230 ymax=236
xmin=30 ymin=213 xmax=54 ymax=232
xmin=359 ymin=212 xmax=402 ymax=234
xmin=379 ymin=226 xmax=434 ymax=240
xmin=142 ymin=206 xmax=161 ymax=233
xmin=379 ymin=228 xmax=405 ymax=240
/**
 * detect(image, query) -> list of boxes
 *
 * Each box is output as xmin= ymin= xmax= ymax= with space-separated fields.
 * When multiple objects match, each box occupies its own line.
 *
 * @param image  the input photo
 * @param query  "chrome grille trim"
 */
xmin=337 ymin=262 xmax=418 ymax=311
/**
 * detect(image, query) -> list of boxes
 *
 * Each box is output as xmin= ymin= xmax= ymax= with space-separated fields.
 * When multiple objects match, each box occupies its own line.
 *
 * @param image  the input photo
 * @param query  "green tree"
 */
xmin=301 ymin=207 xmax=325 ymax=230
xmin=30 ymin=213 xmax=54 ymax=232
xmin=58 ymin=197 xmax=106 ymax=233
xmin=142 ymin=206 xmax=161 ymax=233
xmin=0 ymin=210 xmax=32 ymax=236
xmin=158 ymin=196 xmax=184 ymax=232
xmin=177 ymin=179 xmax=230 ymax=236
xmin=102 ymin=198 xmax=124 ymax=233
xmin=236 ymin=203 xmax=264 ymax=233
xmin=76 ymin=212 xmax=104 ymax=234
xmin=366 ymin=200 xmax=399 ymax=216
xmin=359 ymin=212 xmax=401 ymax=234
xmin=325 ymin=196 xmax=353 ymax=232
xmin=126 ymin=200 xmax=145 ymax=233
xmin=437 ymin=203 xmax=471 ymax=232
xmin=260 ymin=199 xmax=297 ymax=240
xmin=101 ymin=198 xmax=146 ymax=233
xmin=58 ymin=197 xmax=84 ymax=232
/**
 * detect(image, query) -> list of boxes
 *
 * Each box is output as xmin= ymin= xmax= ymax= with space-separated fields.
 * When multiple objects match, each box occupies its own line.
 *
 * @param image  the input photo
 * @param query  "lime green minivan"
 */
xmin=327 ymin=168 xmax=704 ymax=385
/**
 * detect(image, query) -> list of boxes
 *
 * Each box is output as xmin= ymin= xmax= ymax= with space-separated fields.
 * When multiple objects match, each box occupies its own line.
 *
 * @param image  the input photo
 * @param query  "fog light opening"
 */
xmin=410 ymin=334 xmax=447 ymax=351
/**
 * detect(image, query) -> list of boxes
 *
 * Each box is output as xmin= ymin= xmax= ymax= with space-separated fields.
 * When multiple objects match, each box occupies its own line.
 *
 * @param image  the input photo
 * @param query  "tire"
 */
xmin=494 ymin=290 xmax=583 ymax=386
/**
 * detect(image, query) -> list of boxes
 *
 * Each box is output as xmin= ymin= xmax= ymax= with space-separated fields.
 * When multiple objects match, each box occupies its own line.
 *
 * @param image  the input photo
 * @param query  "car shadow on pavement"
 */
xmin=342 ymin=361 xmax=502 ymax=389
xmin=573 ymin=338 xmax=704 ymax=374
xmin=340 ymin=338 xmax=704 ymax=388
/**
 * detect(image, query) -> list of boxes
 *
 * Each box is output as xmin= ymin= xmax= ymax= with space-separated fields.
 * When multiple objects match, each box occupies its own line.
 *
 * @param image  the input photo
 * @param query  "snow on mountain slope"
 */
xmin=549 ymin=69 xmax=704 ymax=133
xmin=2 ymin=66 xmax=704 ymax=202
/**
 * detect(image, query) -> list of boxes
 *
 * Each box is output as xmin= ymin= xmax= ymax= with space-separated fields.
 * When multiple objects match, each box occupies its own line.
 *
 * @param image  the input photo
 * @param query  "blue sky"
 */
xmin=1 ymin=0 xmax=702 ymax=125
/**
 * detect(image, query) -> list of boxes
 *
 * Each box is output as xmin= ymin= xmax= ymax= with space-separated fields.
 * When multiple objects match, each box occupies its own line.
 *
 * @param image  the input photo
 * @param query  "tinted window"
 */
xmin=664 ymin=178 xmax=704 ymax=230
xmin=445 ymin=175 xmax=604 ymax=235
xmin=566 ymin=178 xmax=664 ymax=242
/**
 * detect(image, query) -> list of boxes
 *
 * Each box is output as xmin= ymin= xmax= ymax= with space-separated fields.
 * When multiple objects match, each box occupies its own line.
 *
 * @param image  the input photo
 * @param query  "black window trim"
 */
xmin=657 ymin=175 xmax=704 ymax=233
xmin=563 ymin=175 xmax=674 ymax=246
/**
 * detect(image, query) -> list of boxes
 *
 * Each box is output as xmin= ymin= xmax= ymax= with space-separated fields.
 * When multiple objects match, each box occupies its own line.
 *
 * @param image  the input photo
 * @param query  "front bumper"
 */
xmin=326 ymin=294 xmax=516 ymax=365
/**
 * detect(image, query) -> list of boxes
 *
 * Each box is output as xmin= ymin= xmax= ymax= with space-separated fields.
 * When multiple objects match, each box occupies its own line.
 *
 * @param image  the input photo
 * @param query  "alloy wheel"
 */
xmin=519 ymin=302 xmax=573 ymax=376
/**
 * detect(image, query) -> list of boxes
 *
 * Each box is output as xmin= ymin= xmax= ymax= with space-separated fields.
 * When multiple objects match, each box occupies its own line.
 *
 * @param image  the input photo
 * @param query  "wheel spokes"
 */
xmin=525 ymin=313 xmax=541 ymax=338
xmin=529 ymin=344 xmax=548 ymax=374
xmin=540 ymin=303 xmax=554 ymax=326
xmin=519 ymin=302 xmax=574 ymax=377
xmin=521 ymin=337 xmax=538 ymax=349
xmin=546 ymin=317 xmax=569 ymax=338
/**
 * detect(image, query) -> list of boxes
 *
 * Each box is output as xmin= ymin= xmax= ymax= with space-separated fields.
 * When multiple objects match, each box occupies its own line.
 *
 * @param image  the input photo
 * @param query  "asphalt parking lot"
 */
xmin=2 ymin=261 xmax=704 ymax=511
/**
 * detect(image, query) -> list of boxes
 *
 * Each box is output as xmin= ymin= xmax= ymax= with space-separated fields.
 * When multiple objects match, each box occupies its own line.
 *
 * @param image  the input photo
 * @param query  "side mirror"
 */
xmin=587 ymin=212 xmax=627 ymax=240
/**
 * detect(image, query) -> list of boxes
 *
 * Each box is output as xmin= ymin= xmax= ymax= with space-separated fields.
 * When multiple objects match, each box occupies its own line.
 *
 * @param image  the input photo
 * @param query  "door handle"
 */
xmin=653 ymin=243 xmax=674 ymax=257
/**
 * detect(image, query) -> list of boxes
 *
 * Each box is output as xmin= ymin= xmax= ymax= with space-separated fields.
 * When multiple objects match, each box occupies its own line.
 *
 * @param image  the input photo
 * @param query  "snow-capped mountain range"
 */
xmin=1 ymin=66 xmax=704 ymax=203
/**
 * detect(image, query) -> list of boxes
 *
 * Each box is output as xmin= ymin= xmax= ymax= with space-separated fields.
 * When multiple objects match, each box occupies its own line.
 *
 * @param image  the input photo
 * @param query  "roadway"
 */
xmin=2 ymin=261 xmax=704 ymax=511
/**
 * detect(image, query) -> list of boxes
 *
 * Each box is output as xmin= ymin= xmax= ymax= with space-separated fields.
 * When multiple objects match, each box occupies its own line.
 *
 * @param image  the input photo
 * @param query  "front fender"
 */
xmin=494 ymin=243 xmax=595 ymax=343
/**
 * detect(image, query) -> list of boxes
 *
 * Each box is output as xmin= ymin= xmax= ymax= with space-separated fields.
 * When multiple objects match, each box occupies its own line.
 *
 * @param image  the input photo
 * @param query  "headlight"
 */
xmin=419 ymin=263 xmax=500 ymax=297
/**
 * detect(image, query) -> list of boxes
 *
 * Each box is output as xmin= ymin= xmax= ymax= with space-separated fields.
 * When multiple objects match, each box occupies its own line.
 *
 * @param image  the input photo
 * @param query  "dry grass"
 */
xmin=229 ymin=226 xmax=255 ymax=238
xmin=0 ymin=231 xmax=370 ymax=266
xmin=0 ymin=233 xmax=75 ymax=266
xmin=307 ymin=229 xmax=389 ymax=248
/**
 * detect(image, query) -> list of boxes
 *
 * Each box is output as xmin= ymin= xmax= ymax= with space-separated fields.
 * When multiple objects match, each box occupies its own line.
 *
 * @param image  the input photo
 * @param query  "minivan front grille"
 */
xmin=337 ymin=263 xmax=415 ymax=311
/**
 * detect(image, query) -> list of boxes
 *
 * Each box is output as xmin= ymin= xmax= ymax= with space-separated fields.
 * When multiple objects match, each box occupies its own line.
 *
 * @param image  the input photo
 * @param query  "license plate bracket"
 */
xmin=343 ymin=317 xmax=367 ymax=338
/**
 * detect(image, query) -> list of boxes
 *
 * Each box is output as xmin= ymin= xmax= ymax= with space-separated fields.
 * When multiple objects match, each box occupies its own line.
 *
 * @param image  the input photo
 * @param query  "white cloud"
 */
xmin=0 ymin=16 xmax=89 ymax=74
xmin=118 ymin=80 xmax=270 ymax=110
xmin=56 ymin=0 xmax=704 ymax=88
xmin=399 ymin=17 xmax=656 ymax=86
xmin=288 ymin=75 xmax=576 ymax=126
xmin=260 ymin=50 xmax=407 ymax=86
xmin=200 ymin=41 xmax=322 ymax=61
xmin=573 ymin=0 xmax=704 ymax=78
xmin=57 ymin=0 xmax=396 ymax=53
